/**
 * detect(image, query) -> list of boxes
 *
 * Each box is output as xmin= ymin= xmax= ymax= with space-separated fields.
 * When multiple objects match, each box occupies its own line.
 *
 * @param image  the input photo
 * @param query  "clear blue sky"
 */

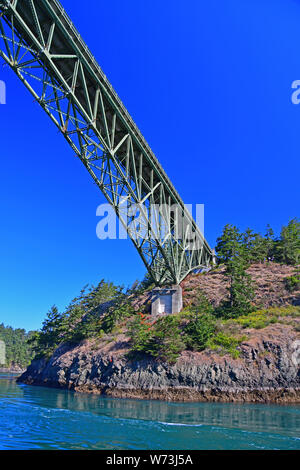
xmin=0 ymin=0 xmax=299 ymax=331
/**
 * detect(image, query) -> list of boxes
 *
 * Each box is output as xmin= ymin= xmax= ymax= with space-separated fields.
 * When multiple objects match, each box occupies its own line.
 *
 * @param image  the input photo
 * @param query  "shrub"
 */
xmin=190 ymin=291 xmax=214 ymax=314
xmin=207 ymin=332 xmax=245 ymax=358
xmin=148 ymin=316 xmax=186 ymax=363
xmin=184 ymin=312 xmax=216 ymax=351
xmin=129 ymin=314 xmax=185 ymax=364
xmin=102 ymin=301 xmax=135 ymax=333
xmin=232 ymin=306 xmax=300 ymax=329
xmin=284 ymin=274 xmax=300 ymax=292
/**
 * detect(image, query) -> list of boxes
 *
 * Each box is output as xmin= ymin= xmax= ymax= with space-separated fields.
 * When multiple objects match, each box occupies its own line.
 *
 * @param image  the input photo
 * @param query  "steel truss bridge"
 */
xmin=0 ymin=0 xmax=213 ymax=285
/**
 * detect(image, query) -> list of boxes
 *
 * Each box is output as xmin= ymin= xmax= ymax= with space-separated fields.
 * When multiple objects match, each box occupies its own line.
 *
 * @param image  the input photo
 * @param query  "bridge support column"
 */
xmin=151 ymin=285 xmax=183 ymax=317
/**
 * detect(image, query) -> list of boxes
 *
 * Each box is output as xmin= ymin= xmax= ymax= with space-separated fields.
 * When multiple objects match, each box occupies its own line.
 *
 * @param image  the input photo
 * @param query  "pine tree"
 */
xmin=216 ymin=224 xmax=256 ymax=317
xmin=225 ymin=259 xmax=255 ymax=317
xmin=0 ymin=323 xmax=35 ymax=368
xmin=215 ymin=224 xmax=244 ymax=264
xmin=28 ymin=305 xmax=65 ymax=356
xmin=276 ymin=218 xmax=300 ymax=265
xmin=264 ymin=224 xmax=275 ymax=261
xmin=242 ymin=228 xmax=260 ymax=264
xmin=251 ymin=234 xmax=268 ymax=263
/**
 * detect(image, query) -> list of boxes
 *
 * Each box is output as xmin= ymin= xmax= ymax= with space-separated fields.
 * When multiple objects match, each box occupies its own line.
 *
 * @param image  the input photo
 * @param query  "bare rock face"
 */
xmin=181 ymin=263 xmax=300 ymax=309
xmin=18 ymin=325 xmax=300 ymax=403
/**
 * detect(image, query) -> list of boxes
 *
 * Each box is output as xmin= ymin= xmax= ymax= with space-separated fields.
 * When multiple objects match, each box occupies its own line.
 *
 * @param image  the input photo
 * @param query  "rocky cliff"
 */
xmin=19 ymin=324 xmax=300 ymax=403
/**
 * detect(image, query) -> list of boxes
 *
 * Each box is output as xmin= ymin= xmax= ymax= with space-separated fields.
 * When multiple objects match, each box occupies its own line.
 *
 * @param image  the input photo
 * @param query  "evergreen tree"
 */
xmin=215 ymin=224 xmax=244 ymax=264
xmin=264 ymin=224 xmax=276 ymax=261
xmin=184 ymin=312 xmax=216 ymax=351
xmin=139 ymin=272 xmax=154 ymax=290
xmin=225 ymin=259 xmax=255 ymax=317
xmin=0 ymin=323 xmax=35 ymax=368
xmin=216 ymin=224 xmax=256 ymax=317
xmin=251 ymin=233 xmax=268 ymax=263
xmin=276 ymin=218 xmax=300 ymax=265
xmin=36 ymin=305 xmax=63 ymax=353
xmin=242 ymin=228 xmax=261 ymax=264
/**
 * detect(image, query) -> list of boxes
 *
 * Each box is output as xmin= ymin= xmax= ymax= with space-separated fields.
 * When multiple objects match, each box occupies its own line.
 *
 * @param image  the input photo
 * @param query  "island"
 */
xmin=18 ymin=221 xmax=300 ymax=403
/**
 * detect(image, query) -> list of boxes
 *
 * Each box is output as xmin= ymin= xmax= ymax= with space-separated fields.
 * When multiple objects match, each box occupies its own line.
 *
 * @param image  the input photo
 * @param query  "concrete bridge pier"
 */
xmin=151 ymin=285 xmax=183 ymax=317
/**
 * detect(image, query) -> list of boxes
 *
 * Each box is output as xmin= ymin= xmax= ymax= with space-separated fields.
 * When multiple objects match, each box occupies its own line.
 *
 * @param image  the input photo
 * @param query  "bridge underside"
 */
xmin=0 ymin=0 xmax=213 ymax=285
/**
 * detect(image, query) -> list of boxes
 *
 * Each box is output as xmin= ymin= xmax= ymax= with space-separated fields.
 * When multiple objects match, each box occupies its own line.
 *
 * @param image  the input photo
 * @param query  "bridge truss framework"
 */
xmin=0 ymin=0 xmax=213 ymax=285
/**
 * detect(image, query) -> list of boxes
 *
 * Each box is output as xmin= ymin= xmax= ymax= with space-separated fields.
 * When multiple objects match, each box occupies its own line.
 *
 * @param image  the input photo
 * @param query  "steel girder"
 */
xmin=0 ymin=0 xmax=213 ymax=285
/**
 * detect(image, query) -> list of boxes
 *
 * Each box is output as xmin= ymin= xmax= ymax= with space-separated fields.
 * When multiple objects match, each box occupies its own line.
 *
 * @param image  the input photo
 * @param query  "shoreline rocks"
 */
xmin=0 ymin=367 xmax=25 ymax=374
xmin=18 ymin=324 xmax=300 ymax=404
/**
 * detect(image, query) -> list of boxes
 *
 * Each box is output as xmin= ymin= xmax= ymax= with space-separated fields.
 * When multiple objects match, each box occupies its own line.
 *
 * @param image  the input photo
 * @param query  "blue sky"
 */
xmin=0 ymin=0 xmax=299 ymax=330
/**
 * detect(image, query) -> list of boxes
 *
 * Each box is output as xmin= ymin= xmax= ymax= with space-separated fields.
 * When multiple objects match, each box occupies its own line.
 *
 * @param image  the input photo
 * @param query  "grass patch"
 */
xmin=231 ymin=306 xmax=300 ymax=329
xmin=207 ymin=332 xmax=246 ymax=359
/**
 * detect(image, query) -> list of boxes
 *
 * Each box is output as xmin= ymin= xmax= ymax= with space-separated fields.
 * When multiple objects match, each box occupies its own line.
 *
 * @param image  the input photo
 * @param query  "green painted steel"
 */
xmin=0 ymin=0 xmax=213 ymax=285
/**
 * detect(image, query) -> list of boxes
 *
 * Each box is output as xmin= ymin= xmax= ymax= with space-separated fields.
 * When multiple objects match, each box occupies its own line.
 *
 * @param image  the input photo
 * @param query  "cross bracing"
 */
xmin=0 ymin=0 xmax=213 ymax=285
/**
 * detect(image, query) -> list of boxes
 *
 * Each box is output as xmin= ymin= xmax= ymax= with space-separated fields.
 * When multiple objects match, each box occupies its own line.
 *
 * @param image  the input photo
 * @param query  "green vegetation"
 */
xmin=207 ymin=332 xmax=246 ymax=359
xmin=277 ymin=219 xmax=300 ymax=265
xmin=215 ymin=224 xmax=256 ymax=318
xmin=183 ymin=294 xmax=215 ymax=351
xmin=216 ymin=218 xmax=300 ymax=266
xmin=0 ymin=324 xmax=35 ymax=368
xmin=28 ymin=218 xmax=300 ymax=365
xmin=127 ymin=298 xmax=247 ymax=362
xmin=184 ymin=313 xmax=216 ymax=352
xmin=230 ymin=306 xmax=300 ymax=330
xmin=284 ymin=274 xmax=300 ymax=292
xmin=215 ymin=219 xmax=300 ymax=318
xmin=29 ymin=280 xmax=128 ymax=357
xmin=129 ymin=314 xmax=185 ymax=364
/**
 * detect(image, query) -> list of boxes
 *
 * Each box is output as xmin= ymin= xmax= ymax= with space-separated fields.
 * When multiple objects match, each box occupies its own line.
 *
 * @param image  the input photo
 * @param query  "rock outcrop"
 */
xmin=19 ymin=324 xmax=300 ymax=403
xmin=182 ymin=263 xmax=300 ymax=309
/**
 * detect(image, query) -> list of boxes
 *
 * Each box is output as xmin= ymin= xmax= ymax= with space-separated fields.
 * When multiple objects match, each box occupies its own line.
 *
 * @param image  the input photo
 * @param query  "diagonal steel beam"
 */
xmin=0 ymin=0 xmax=214 ymax=285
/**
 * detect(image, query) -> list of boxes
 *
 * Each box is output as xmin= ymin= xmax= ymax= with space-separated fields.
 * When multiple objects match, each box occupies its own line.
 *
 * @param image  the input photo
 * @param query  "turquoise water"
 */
xmin=0 ymin=373 xmax=299 ymax=450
